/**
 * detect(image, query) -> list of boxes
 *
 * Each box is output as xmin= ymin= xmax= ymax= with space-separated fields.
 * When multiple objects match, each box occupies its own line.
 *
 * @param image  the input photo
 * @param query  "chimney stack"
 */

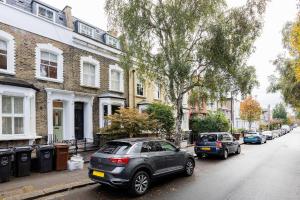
xmin=108 ymin=29 xmax=118 ymax=37
xmin=63 ymin=6 xmax=73 ymax=29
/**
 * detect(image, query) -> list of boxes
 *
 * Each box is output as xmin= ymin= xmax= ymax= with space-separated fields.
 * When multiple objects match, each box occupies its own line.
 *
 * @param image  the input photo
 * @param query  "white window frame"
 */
xmin=80 ymin=56 xmax=100 ymax=88
xmin=1 ymin=96 xmax=24 ymax=135
xmin=154 ymin=83 xmax=160 ymax=100
xmin=35 ymin=43 xmax=64 ymax=83
xmin=37 ymin=4 xmax=55 ymax=22
xmin=136 ymin=78 xmax=145 ymax=97
xmin=0 ymin=30 xmax=15 ymax=75
xmin=79 ymin=22 xmax=95 ymax=38
xmin=0 ymin=85 xmax=37 ymax=141
xmin=109 ymin=64 xmax=124 ymax=93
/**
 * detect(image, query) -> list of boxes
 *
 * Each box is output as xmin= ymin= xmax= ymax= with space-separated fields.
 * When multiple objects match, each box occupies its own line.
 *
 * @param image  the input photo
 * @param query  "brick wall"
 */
xmin=0 ymin=22 xmax=127 ymax=142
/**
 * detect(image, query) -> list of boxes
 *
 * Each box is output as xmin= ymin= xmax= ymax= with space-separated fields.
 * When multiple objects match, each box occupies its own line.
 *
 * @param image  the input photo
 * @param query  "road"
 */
xmin=41 ymin=128 xmax=300 ymax=200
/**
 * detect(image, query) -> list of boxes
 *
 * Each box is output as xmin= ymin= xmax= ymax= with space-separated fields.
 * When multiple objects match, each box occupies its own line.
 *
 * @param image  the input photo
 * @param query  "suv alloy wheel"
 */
xmin=130 ymin=171 xmax=150 ymax=196
xmin=185 ymin=159 xmax=195 ymax=176
xmin=222 ymin=150 xmax=228 ymax=160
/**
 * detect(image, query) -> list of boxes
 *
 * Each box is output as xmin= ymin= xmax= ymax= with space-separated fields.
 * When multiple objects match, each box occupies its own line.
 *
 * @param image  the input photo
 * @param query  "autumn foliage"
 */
xmin=289 ymin=19 xmax=300 ymax=82
xmin=240 ymin=96 xmax=262 ymax=129
xmin=99 ymin=108 xmax=160 ymax=138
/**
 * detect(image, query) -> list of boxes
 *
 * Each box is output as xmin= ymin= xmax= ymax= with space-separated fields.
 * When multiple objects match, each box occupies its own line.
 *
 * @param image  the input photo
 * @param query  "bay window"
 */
xmin=2 ymin=96 xmax=24 ymax=135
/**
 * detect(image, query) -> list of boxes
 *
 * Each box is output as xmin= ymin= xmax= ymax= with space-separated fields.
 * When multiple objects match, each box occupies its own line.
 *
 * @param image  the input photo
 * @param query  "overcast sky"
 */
xmin=42 ymin=0 xmax=298 ymax=110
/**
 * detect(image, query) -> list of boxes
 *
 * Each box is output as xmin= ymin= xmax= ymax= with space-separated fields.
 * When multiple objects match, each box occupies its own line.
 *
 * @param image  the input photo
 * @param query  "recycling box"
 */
xmin=36 ymin=145 xmax=54 ymax=173
xmin=14 ymin=147 xmax=32 ymax=177
xmin=0 ymin=149 xmax=13 ymax=183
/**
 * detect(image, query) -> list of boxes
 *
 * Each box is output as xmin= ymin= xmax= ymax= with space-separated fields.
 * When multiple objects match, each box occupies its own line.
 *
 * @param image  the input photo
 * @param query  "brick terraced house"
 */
xmin=0 ymin=0 xmax=127 ymax=147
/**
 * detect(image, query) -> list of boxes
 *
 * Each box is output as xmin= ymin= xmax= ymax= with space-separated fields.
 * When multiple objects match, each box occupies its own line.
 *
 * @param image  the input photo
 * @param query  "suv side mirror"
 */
xmin=233 ymin=138 xmax=237 ymax=141
xmin=175 ymin=147 xmax=180 ymax=152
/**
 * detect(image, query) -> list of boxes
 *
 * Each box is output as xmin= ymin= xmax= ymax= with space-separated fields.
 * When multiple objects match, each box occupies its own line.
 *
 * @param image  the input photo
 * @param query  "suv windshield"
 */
xmin=98 ymin=142 xmax=132 ymax=155
xmin=199 ymin=134 xmax=218 ymax=142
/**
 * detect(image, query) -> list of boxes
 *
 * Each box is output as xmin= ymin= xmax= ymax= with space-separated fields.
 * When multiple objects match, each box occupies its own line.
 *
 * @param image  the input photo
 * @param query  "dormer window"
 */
xmin=38 ymin=5 xmax=55 ymax=22
xmin=105 ymin=34 xmax=120 ymax=49
xmin=79 ymin=23 xmax=94 ymax=38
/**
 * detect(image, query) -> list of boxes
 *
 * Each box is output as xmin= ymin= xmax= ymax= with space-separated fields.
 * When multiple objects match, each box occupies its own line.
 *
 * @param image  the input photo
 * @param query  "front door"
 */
xmin=53 ymin=108 xmax=63 ymax=142
xmin=75 ymin=102 xmax=84 ymax=140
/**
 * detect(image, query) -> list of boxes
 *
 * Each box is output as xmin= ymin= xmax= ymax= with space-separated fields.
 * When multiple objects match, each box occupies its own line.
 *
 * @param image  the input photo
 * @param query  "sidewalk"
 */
xmin=0 ymin=164 xmax=95 ymax=200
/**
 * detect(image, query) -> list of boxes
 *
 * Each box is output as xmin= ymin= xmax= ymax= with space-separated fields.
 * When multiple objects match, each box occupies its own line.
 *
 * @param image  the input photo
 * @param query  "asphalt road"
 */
xmin=41 ymin=128 xmax=300 ymax=200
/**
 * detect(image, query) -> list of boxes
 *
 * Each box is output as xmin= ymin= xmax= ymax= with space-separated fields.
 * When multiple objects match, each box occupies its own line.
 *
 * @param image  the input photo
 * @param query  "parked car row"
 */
xmin=243 ymin=124 xmax=297 ymax=145
xmin=88 ymin=125 xmax=298 ymax=196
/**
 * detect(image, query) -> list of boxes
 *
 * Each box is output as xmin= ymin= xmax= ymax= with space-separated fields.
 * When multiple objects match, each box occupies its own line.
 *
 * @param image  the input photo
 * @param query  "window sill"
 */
xmin=36 ymin=76 xmax=63 ymax=83
xmin=0 ymin=135 xmax=42 ymax=141
xmin=81 ymin=84 xmax=100 ymax=89
xmin=136 ymin=95 xmax=146 ymax=99
xmin=0 ymin=70 xmax=15 ymax=76
xmin=109 ymin=89 xmax=124 ymax=94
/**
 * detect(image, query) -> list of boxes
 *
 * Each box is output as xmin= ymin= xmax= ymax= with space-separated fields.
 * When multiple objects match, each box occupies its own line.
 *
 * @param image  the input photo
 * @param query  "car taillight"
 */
xmin=109 ymin=157 xmax=130 ymax=165
xmin=216 ymin=141 xmax=222 ymax=148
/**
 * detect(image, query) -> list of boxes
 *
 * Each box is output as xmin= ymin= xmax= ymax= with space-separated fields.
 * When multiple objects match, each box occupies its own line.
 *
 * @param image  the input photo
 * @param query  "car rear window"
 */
xmin=98 ymin=142 xmax=132 ymax=155
xmin=198 ymin=134 xmax=218 ymax=142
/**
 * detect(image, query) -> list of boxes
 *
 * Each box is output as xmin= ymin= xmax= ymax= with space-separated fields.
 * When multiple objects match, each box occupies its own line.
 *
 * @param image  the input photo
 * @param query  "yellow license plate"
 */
xmin=93 ymin=171 xmax=104 ymax=177
xmin=201 ymin=147 xmax=211 ymax=151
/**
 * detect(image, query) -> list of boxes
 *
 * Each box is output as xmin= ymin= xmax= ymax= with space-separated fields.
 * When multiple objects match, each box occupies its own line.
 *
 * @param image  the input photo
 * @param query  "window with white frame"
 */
xmin=136 ymin=79 xmax=144 ymax=96
xmin=0 ymin=31 xmax=15 ymax=75
xmin=80 ymin=56 xmax=100 ymax=88
xmin=83 ymin=62 xmax=95 ymax=86
xmin=2 ymin=96 xmax=24 ymax=135
xmin=79 ymin=23 xmax=94 ymax=38
xmin=38 ymin=5 xmax=55 ymax=22
xmin=35 ymin=44 xmax=63 ymax=82
xmin=109 ymin=65 xmax=124 ymax=92
xmin=154 ymin=84 xmax=160 ymax=99
xmin=111 ymin=70 xmax=121 ymax=91
xmin=0 ymin=40 xmax=7 ymax=70
xmin=40 ymin=51 xmax=58 ymax=79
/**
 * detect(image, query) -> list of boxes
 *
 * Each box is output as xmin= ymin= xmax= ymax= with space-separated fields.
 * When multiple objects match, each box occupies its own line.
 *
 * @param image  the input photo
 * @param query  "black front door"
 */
xmin=75 ymin=102 xmax=84 ymax=140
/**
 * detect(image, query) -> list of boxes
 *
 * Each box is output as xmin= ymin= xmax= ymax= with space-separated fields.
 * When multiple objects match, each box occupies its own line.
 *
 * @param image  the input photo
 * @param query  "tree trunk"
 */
xmin=174 ymin=95 xmax=184 ymax=147
xmin=248 ymin=121 xmax=252 ymax=130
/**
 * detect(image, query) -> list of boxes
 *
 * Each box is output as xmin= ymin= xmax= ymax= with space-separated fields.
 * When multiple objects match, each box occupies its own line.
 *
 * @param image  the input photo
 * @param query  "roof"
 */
xmin=0 ymin=77 xmax=39 ymax=91
xmin=98 ymin=92 xmax=125 ymax=100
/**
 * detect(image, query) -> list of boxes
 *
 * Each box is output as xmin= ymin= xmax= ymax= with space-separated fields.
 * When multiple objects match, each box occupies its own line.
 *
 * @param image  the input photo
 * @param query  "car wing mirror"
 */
xmin=175 ymin=147 xmax=180 ymax=152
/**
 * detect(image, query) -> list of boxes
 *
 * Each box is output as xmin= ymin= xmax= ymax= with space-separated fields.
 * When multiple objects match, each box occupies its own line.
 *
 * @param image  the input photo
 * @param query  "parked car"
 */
xmin=194 ymin=132 xmax=241 ymax=159
xmin=262 ymin=131 xmax=274 ymax=140
xmin=243 ymin=132 xmax=267 ymax=144
xmin=272 ymin=129 xmax=281 ymax=138
xmin=282 ymin=125 xmax=291 ymax=133
xmin=89 ymin=138 xmax=195 ymax=196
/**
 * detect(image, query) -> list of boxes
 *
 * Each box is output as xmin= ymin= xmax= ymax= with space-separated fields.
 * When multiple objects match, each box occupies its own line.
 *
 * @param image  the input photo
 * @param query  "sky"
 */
xmin=42 ymin=0 xmax=299 ymax=110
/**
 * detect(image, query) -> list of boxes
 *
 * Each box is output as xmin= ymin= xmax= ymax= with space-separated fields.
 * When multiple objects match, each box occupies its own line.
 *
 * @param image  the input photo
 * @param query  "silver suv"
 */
xmin=89 ymin=138 xmax=195 ymax=196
